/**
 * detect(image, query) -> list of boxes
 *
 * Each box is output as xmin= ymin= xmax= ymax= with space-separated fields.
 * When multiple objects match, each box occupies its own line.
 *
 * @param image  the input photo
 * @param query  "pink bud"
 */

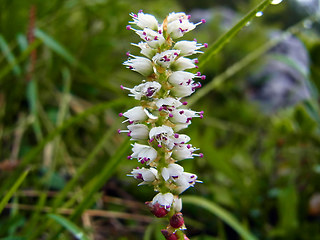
xmin=161 ymin=230 xmax=178 ymax=240
xmin=147 ymin=202 xmax=168 ymax=218
xmin=170 ymin=212 xmax=184 ymax=228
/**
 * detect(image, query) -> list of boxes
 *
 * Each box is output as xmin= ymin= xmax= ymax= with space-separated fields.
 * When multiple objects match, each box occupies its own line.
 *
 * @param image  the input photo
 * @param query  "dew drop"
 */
xmin=271 ymin=0 xmax=283 ymax=5
xmin=256 ymin=11 xmax=263 ymax=17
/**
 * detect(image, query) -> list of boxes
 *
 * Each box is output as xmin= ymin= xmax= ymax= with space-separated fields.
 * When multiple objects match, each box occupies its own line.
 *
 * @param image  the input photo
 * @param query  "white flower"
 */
xmin=174 ymin=40 xmax=204 ymax=56
xmin=130 ymin=143 xmax=158 ymax=164
xmin=168 ymin=71 xmax=202 ymax=97
xmin=161 ymin=163 xmax=184 ymax=181
xmin=149 ymin=125 xmax=175 ymax=149
xmin=169 ymin=109 xmax=204 ymax=124
xmin=174 ymin=172 xmax=200 ymax=194
xmin=129 ymin=12 xmax=159 ymax=30
xmin=167 ymin=15 xmax=206 ymax=39
xmin=129 ymin=167 xmax=158 ymax=185
xmin=156 ymin=97 xmax=182 ymax=111
xmin=152 ymin=192 xmax=174 ymax=209
xmin=171 ymin=57 xmax=197 ymax=71
xmin=121 ymin=81 xmax=161 ymax=100
xmin=168 ymin=71 xmax=195 ymax=85
xmin=123 ymin=56 xmax=154 ymax=76
xmin=122 ymin=106 xmax=148 ymax=123
xmin=172 ymin=196 xmax=182 ymax=212
xmin=167 ymin=19 xmax=196 ymax=39
xmin=152 ymin=50 xmax=180 ymax=68
xmin=171 ymin=84 xmax=195 ymax=98
xmin=173 ymin=134 xmax=191 ymax=144
xmin=172 ymin=143 xmax=198 ymax=161
xmin=167 ymin=12 xmax=189 ymax=23
xmin=127 ymin=124 xmax=149 ymax=140
xmin=135 ymin=28 xmax=165 ymax=48
xmin=132 ymin=42 xmax=157 ymax=58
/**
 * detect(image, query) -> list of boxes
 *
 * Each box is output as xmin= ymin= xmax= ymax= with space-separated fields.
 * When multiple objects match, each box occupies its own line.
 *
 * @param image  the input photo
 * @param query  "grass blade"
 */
xmin=47 ymin=214 xmax=90 ymax=240
xmin=183 ymin=196 xmax=258 ymax=240
xmin=0 ymin=169 xmax=30 ymax=214
xmin=198 ymin=0 xmax=273 ymax=71
xmin=0 ymin=35 xmax=21 ymax=76
xmin=0 ymin=40 xmax=41 ymax=83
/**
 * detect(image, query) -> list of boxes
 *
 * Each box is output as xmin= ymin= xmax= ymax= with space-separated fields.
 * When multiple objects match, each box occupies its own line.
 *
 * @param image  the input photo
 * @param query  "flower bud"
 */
xmin=161 ymin=230 xmax=178 ymax=240
xmin=170 ymin=212 xmax=184 ymax=228
xmin=146 ymin=202 xmax=169 ymax=218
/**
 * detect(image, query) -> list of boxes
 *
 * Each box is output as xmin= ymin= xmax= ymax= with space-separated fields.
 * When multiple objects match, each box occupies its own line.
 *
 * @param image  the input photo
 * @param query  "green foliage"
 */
xmin=1 ymin=0 xmax=320 ymax=239
xmin=48 ymin=214 xmax=90 ymax=240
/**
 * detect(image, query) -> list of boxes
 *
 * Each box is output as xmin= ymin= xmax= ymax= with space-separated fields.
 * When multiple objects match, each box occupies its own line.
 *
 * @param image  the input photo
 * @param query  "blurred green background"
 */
xmin=0 ymin=0 xmax=320 ymax=239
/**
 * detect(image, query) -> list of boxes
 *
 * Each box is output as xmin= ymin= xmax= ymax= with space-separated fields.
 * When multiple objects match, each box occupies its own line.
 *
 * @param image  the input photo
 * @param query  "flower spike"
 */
xmin=121 ymin=11 xmax=206 ymax=239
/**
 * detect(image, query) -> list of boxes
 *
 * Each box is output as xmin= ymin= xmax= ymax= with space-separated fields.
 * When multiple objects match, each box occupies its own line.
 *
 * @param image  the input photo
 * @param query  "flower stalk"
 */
xmin=120 ymin=11 xmax=207 ymax=239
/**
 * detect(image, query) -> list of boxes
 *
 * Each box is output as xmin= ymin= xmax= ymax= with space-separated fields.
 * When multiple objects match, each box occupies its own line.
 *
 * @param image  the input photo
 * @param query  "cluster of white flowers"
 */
xmin=119 ymin=10 xmax=207 ymax=239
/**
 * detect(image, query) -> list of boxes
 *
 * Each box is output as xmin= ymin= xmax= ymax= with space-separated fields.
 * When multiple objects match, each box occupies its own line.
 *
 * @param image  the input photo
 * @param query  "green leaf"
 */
xmin=183 ymin=196 xmax=258 ymax=240
xmin=0 ymin=169 xmax=30 ymax=214
xmin=277 ymin=185 xmax=298 ymax=232
xmin=0 ymin=35 xmax=21 ymax=76
xmin=47 ymin=214 xmax=90 ymax=240
xmin=198 ymin=0 xmax=273 ymax=71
